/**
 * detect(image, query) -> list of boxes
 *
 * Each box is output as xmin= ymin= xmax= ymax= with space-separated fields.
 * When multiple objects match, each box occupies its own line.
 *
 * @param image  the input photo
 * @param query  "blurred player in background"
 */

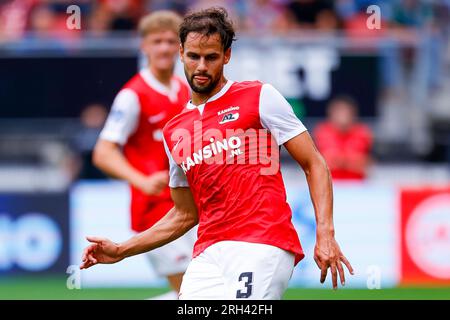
xmin=92 ymin=11 xmax=193 ymax=300
xmin=82 ymin=7 xmax=353 ymax=299
xmin=314 ymin=96 xmax=373 ymax=180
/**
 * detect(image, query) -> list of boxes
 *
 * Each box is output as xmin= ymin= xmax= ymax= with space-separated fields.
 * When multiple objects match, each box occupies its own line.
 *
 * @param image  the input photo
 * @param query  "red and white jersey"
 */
xmin=163 ymin=80 xmax=307 ymax=265
xmin=100 ymin=68 xmax=190 ymax=232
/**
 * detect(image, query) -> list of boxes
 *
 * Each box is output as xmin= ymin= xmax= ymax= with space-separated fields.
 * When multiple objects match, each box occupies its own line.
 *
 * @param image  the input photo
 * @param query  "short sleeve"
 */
xmin=259 ymin=84 xmax=307 ymax=145
xmin=99 ymin=89 xmax=140 ymax=145
xmin=163 ymin=137 xmax=189 ymax=188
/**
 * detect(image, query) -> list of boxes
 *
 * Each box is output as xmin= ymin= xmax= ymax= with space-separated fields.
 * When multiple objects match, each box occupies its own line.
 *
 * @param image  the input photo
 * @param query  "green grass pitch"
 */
xmin=0 ymin=276 xmax=449 ymax=300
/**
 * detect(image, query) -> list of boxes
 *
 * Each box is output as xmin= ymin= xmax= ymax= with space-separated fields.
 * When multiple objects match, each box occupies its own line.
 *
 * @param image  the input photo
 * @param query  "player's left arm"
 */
xmin=284 ymin=132 xmax=354 ymax=289
xmin=260 ymin=83 xmax=353 ymax=289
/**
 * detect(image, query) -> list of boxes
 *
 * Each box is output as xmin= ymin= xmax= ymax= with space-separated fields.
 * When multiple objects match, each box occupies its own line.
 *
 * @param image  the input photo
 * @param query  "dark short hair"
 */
xmin=179 ymin=7 xmax=236 ymax=51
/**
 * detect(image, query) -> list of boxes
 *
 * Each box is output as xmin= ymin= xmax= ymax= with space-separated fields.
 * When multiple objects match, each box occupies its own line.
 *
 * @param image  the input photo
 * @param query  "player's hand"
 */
xmin=314 ymin=233 xmax=354 ymax=290
xmin=136 ymin=170 xmax=169 ymax=195
xmin=80 ymin=236 xmax=123 ymax=270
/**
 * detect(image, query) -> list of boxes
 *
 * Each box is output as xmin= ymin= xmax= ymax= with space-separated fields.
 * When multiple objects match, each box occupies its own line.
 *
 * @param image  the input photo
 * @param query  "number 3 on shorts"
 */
xmin=236 ymin=272 xmax=253 ymax=298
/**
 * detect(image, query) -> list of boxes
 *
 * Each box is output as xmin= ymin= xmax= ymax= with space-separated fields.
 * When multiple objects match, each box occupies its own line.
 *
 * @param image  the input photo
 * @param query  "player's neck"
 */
xmin=191 ymin=77 xmax=228 ymax=106
xmin=149 ymin=65 xmax=173 ymax=88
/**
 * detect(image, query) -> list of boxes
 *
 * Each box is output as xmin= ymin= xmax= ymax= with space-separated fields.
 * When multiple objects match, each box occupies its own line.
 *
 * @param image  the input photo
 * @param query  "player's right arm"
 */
xmin=93 ymin=88 xmax=167 ymax=195
xmin=260 ymin=83 xmax=353 ymax=289
xmin=80 ymin=186 xmax=198 ymax=269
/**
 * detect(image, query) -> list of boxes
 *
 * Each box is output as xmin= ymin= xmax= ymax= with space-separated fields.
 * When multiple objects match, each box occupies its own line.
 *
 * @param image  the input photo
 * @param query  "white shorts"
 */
xmin=144 ymin=227 xmax=197 ymax=277
xmin=179 ymin=241 xmax=295 ymax=300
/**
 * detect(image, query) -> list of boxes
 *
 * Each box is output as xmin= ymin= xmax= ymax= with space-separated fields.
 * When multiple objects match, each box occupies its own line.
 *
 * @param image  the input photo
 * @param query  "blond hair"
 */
xmin=138 ymin=10 xmax=182 ymax=38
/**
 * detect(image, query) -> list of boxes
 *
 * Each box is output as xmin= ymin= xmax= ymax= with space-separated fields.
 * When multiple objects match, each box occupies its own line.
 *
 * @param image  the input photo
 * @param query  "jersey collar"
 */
xmin=186 ymin=80 xmax=234 ymax=114
xmin=140 ymin=68 xmax=180 ymax=103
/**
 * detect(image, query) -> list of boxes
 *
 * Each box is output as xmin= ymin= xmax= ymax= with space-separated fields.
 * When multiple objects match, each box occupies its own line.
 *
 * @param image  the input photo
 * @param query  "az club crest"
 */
xmin=219 ymin=112 xmax=239 ymax=124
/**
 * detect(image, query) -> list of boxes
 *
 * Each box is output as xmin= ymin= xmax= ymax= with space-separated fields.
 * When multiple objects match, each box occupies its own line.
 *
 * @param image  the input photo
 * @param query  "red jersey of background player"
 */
xmin=314 ymin=122 xmax=372 ymax=180
xmin=100 ymin=69 xmax=190 ymax=231
xmin=163 ymin=80 xmax=307 ymax=265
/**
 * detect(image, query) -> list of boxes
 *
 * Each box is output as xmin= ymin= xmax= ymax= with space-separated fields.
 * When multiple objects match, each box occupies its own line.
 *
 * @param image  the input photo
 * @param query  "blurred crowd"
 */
xmin=1 ymin=0 xmax=449 ymax=184
xmin=0 ymin=0 xmax=449 ymax=41
xmin=69 ymin=96 xmax=375 ymax=182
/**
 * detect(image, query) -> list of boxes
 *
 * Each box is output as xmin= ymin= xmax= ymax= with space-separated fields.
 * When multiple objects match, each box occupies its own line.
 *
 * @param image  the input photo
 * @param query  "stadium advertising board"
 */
xmin=400 ymin=187 xmax=450 ymax=285
xmin=0 ymin=192 xmax=69 ymax=275
xmin=226 ymin=46 xmax=378 ymax=117
xmin=1 ymin=47 xmax=377 ymax=119
xmin=71 ymin=173 xmax=400 ymax=288
xmin=70 ymin=182 xmax=164 ymax=287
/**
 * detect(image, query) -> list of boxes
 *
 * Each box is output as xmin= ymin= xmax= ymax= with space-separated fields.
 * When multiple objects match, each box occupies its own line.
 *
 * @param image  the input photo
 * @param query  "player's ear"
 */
xmin=224 ymin=48 xmax=231 ymax=65
xmin=179 ymin=44 xmax=184 ymax=63
xmin=140 ymin=40 xmax=146 ymax=55
xmin=140 ymin=34 xmax=150 ymax=55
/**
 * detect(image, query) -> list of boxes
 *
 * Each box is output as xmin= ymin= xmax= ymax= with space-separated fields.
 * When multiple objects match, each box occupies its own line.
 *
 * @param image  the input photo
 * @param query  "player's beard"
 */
xmin=185 ymin=69 xmax=221 ymax=95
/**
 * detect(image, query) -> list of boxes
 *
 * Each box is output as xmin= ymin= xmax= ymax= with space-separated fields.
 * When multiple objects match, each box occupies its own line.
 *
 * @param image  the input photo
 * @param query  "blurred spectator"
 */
xmin=69 ymin=103 xmax=108 ymax=180
xmin=29 ymin=4 xmax=57 ymax=35
xmin=334 ymin=0 xmax=356 ymax=21
xmin=392 ymin=0 xmax=433 ymax=29
xmin=341 ymin=0 xmax=389 ymax=38
xmin=241 ymin=0 xmax=291 ymax=33
xmin=25 ymin=1 xmax=89 ymax=41
xmin=17 ymin=2 xmax=73 ymax=50
xmin=372 ymin=0 xmax=445 ymax=99
xmin=87 ymin=2 xmax=111 ymax=36
xmin=0 ymin=0 xmax=36 ymax=41
xmin=145 ymin=0 xmax=190 ymax=15
xmin=189 ymin=0 xmax=243 ymax=29
xmin=1 ymin=0 xmax=447 ymax=38
xmin=286 ymin=0 xmax=338 ymax=30
xmin=314 ymin=95 xmax=373 ymax=180
xmin=100 ymin=0 xmax=143 ymax=31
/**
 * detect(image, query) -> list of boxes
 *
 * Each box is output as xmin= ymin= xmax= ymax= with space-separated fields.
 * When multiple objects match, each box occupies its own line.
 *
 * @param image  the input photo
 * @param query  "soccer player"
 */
xmin=81 ymin=7 xmax=354 ymax=300
xmin=314 ymin=95 xmax=373 ymax=180
xmin=91 ymin=11 xmax=194 ymax=299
